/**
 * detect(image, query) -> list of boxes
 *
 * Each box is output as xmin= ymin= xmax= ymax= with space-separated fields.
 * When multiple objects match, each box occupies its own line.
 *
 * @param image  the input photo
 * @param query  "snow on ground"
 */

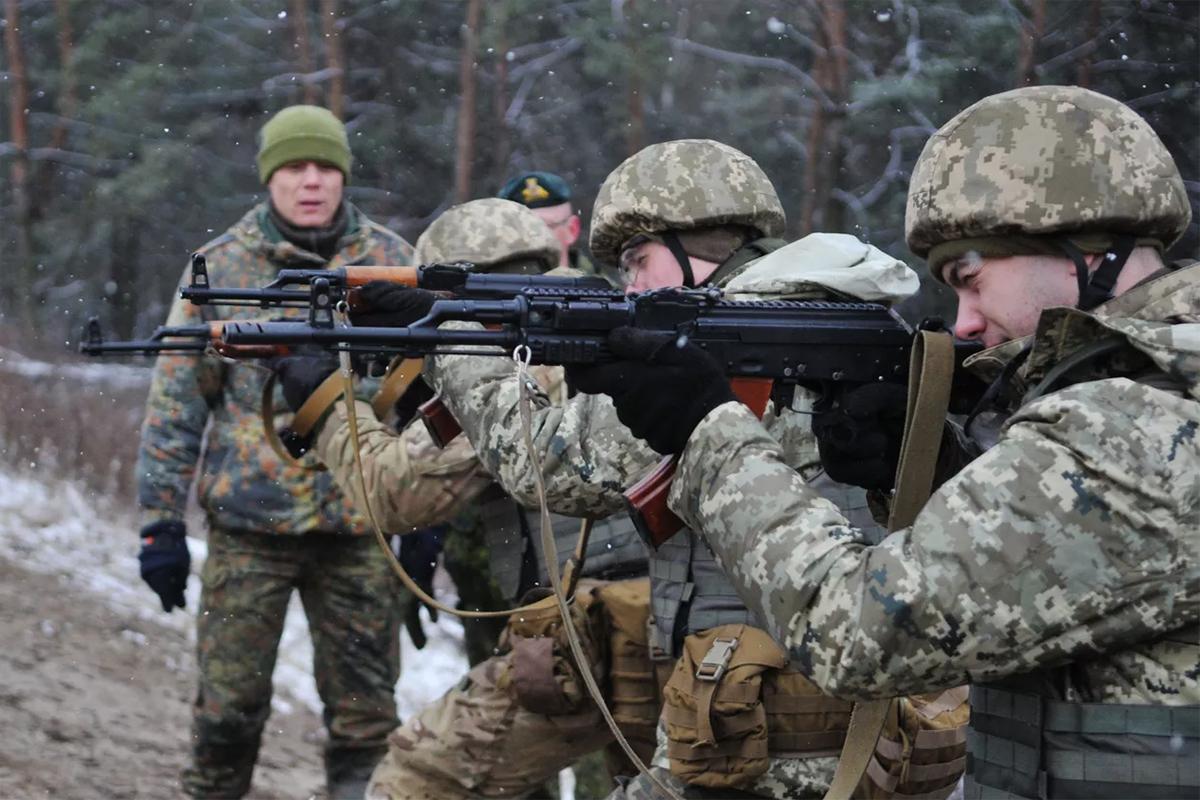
xmin=0 ymin=344 xmax=154 ymax=389
xmin=0 ymin=466 xmax=468 ymax=720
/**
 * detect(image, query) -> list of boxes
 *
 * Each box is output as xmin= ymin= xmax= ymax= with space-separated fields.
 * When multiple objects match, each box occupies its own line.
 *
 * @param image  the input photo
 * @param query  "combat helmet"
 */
xmin=906 ymin=85 xmax=1190 ymax=309
xmin=414 ymin=198 xmax=560 ymax=275
xmin=589 ymin=139 xmax=785 ymax=285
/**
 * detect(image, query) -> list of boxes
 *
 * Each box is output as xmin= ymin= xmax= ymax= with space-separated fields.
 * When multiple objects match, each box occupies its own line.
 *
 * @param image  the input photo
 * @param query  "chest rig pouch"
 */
xmin=662 ymin=623 xmax=855 ymax=790
xmin=862 ymin=687 xmax=970 ymax=799
xmin=499 ymin=585 xmax=606 ymax=716
xmin=595 ymin=577 xmax=665 ymax=767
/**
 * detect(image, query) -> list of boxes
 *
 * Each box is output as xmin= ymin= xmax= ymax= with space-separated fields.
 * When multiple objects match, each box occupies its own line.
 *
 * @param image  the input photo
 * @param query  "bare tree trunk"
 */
xmin=491 ymin=2 xmax=511 ymax=177
xmin=46 ymin=0 xmax=77 ymax=155
xmin=2 ymin=0 xmax=35 ymax=323
xmin=319 ymin=0 xmax=344 ymax=118
xmin=110 ymin=219 xmax=140 ymax=340
xmin=1075 ymin=0 xmax=1102 ymax=88
xmin=799 ymin=0 xmax=848 ymax=236
xmin=290 ymin=0 xmax=319 ymax=104
xmin=1015 ymin=0 xmax=1047 ymax=86
xmin=454 ymin=0 xmax=483 ymax=203
xmin=624 ymin=0 xmax=645 ymax=156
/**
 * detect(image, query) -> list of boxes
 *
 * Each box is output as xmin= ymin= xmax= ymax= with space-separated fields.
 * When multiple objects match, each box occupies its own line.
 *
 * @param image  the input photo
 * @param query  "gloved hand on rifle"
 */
xmin=811 ymin=383 xmax=908 ymax=492
xmin=566 ymin=327 xmax=735 ymax=455
xmin=350 ymin=281 xmax=437 ymax=328
xmin=268 ymin=351 xmax=341 ymax=413
xmin=139 ymin=519 xmax=190 ymax=613
xmin=265 ymin=350 xmax=341 ymax=458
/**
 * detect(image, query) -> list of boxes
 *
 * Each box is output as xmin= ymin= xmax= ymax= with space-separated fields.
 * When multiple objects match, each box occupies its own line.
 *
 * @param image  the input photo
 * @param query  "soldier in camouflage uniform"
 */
xmin=269 ymin=198 xmax=656 ymax=799
xmin=498 ymin=169 xmax=615 ymax=283
xmin=136 ymin=105 xmax=416 ymax=799
xmin=573 ymin=88 xmax=1200 ymax=800
xmin=422 ymin=140 xmax=968 ymax=798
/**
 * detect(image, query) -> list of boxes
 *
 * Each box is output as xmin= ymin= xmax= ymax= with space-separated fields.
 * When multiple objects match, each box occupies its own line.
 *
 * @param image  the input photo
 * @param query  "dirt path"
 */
xmin=0 ymin=557 xmax=325 ymax=800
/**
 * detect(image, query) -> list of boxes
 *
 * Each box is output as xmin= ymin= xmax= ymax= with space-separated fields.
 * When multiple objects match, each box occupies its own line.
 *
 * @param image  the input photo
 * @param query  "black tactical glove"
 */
xmin=350 ymin=282 xmax=438 ymax=328
xmin=398 ymin=528 xmax=444 ymax=650
xmin=138 ymin=520 xmax=190 ymax=613
xmin=812 ymin=383 xmax=908 ymax=491
xmin=268 ymin=352 xmax=340 ymax=413
xmin=567 ymin=327 xmax=735 ymax=455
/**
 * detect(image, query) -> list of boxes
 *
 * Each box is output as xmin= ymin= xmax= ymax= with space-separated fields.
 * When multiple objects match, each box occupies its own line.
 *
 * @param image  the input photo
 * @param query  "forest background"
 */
xmin=0 ymin=0 xmax=1197 ymax=345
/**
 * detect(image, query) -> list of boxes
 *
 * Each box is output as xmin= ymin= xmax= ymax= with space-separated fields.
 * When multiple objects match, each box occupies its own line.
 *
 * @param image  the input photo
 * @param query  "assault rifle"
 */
xmin=220 ymin=280 xmax=985 ymax=544
xmin=78 ymin=317 xmax=289 ymax=359
xmin=179 ymin=252 xmax=611 ymax=309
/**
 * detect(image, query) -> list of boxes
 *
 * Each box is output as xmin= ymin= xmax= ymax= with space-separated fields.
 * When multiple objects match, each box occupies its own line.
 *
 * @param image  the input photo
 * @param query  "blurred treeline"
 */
xmin=2 ymin=0 xmax=1198 ymax=347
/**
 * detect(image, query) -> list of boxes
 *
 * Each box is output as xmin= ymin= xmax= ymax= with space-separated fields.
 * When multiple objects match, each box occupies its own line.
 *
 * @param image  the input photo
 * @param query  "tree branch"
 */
xmin=670 ymin=37 xmax=837 ymax=112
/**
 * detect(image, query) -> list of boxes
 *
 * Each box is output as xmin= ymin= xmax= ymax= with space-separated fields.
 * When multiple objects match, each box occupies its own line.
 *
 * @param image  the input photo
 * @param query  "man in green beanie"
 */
xmin=135 ymin=104 xmax=415 ymax=799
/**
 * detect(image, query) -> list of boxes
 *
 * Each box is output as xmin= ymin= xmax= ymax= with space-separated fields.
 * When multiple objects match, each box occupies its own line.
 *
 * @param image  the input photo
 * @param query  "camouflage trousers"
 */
xmin=367 ymin=577 xmax=664 ymax=799
xmin=184 ymin=525 xmax=405 ymax=799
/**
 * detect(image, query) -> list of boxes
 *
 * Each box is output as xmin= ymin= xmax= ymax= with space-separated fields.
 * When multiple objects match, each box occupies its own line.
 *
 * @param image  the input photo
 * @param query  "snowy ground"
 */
xmin=0 ymin=466 xmax=469 ymax=723
xmin=0 ymin=345 xmax=593 ymax=798
xmin=0 ymin=343 xmax=469 ymax=722
xmin=0 ymin=465 xmax=474 ymax=798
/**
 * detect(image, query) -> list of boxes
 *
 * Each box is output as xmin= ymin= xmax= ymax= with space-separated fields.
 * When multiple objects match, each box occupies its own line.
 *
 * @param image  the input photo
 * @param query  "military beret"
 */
xmin=498 ymin=171 xmax=572 ymax=209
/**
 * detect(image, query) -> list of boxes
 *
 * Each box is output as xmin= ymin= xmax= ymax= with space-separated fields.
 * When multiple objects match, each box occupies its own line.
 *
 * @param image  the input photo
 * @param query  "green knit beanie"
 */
xmin=257 ymin=105 xmax=352 ymax=184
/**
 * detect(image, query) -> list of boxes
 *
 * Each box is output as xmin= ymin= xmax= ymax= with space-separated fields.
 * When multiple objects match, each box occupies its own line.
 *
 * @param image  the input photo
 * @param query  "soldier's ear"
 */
xmin=566 ymin=215 xmax=582 ymax=244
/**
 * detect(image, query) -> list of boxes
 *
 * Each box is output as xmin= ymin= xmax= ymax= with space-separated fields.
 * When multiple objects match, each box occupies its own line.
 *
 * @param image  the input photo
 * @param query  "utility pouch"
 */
xmin=662 ymin=624 xmax=787 ymax=789
xmin=761 ymin=668 xmax=854 ymax=760
xmin=595 ymin=578 xmax=659 ymax=764
xmin=862 ymin=686 xmax=969 ymax=799
xmin=501 ymin=587 xmax=605 ymax=716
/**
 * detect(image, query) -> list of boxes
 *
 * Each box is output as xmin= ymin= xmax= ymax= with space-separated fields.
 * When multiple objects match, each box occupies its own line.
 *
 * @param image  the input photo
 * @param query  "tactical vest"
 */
xmin=646 ymin=237 xmax=872 ymax=658
xmin=648 ymin=532 xmax=761 ymax=657
xmin=647 ymin=474 xmax=881 ymax=658
xmin=475 ymin=485 xmax=647 ymax=602
xmin=964 ymin=628 xmax=1200 ymax=799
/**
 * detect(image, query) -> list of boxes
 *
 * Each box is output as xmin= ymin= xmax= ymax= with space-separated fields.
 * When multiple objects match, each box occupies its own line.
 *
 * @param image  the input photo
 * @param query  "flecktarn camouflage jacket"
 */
xmin=137 ymin=202 xmax=413 ymax=534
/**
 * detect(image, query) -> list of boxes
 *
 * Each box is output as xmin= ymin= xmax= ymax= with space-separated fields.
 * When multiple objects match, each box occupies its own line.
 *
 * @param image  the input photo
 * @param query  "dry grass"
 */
xmin=0 ymin=328 xmax=150 ymax=508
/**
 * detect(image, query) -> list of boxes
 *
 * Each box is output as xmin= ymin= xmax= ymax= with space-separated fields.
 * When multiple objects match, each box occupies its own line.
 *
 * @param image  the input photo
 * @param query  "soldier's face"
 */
xmin=531 ymin=203 xmax=580 ymax=267
xmin=268 ymin=160 xmax=345 ymax=228
xmin=619 ymin=240 xmax=718 ymax=294
xmin=942 ymin=254 xmax=1080 ymax=348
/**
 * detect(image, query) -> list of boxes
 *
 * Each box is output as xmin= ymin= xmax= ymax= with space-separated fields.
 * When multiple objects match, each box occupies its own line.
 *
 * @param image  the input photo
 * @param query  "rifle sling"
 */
xmin=514 ymin=351 xmax=686 ymax=800
xmin=823 ymin=329 xmax=955 ymax=800
xmin=260 ymin=370 xmax=331 ymax=472
xmin=370 ymin=357 xmax=425 ymax=419
xmin=260 ymin=356 xmax=423 ymax=471
xmin=329 ymin=340 xmax=597 ymax=621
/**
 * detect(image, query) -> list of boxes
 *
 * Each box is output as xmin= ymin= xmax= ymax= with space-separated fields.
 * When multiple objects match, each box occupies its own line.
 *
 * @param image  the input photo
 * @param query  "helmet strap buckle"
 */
xmin=1062 ymin=234 xmax=1135 ymax=311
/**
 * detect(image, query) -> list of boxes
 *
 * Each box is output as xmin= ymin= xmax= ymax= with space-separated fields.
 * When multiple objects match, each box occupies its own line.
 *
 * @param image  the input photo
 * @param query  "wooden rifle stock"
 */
xmin=625 ymin=377 xmax=774 ymax=548
xmin=419 ymin=397 xmax=463 ymax=448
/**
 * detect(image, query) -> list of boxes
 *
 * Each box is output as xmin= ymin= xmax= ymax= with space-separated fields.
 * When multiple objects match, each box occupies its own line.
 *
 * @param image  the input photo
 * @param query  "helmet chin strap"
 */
xmin=1060 ymin=234 xmax=1136 ymax=311
xmin=662 ymin=231 xmax=698 ymax=288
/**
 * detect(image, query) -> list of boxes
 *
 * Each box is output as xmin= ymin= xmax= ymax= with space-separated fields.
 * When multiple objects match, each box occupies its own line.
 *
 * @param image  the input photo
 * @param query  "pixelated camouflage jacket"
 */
xmin=137 ymin=202 xmax=414 ymax=534
xmin=669 ymin=262 xmax=1200 ymax=704
xmin=423 ymin=268 xmax=830 ymax=521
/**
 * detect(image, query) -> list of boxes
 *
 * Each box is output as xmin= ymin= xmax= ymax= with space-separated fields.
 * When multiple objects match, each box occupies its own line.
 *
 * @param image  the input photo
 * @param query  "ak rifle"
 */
xmin=179 ymin=253 xmax=610 ymax=309
xmin=78 ymin=317 xmax=290 ymax=359
xmin=221 ymin=280 xmax=985 ymax=545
